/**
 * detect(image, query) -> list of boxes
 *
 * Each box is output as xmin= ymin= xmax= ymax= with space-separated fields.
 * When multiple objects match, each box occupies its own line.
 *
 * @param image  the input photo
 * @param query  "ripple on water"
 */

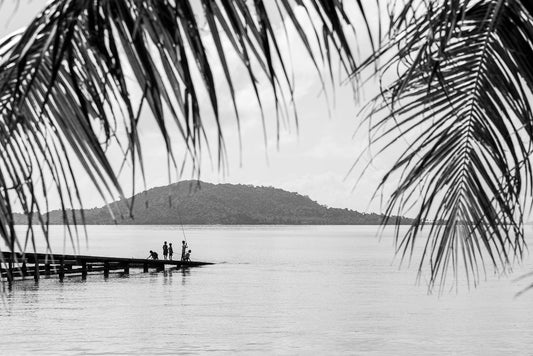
xmin=1 ymin=225 xmax=532 ymax=355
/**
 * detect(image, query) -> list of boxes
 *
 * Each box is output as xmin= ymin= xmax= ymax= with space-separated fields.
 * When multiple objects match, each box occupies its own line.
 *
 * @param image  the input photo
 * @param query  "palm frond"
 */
xmin=0 ymin=0 xmax=365 ymax=259
xmin=360 ymin=0 xmax=533 ymax=290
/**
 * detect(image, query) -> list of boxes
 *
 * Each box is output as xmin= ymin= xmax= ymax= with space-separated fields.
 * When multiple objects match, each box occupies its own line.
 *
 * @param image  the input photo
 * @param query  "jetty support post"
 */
xmin=6 ymin=263 xmax=13 ymax=283
xmin=21 ymin=262 xmax=27 ymax=278
xmin=8 ymin=236 xmax=14 ymax=283
xmin=59 ymin=258 xmax=65 ymax=280
xmin=143 ymin=263 xmax=148 ymax=273
xmin=45 ymin=263 xmax=51 ymax=276
xmin=81 ymin=261 xmax=87 ymax=279
xmin=104 ymin=262 xmax=109 ymax=278
xmin=123 ymin=262 xmax=129 ymax=274
xmin=5 ymin=252 xmax=13 ymax=282
xmin=34 ymin=260 xmax=39 ymax=281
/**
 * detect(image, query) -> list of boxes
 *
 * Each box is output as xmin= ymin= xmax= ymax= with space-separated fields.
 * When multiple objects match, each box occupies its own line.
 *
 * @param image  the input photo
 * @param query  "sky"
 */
xmin=0 ymin=1 xmax=399 ymax=214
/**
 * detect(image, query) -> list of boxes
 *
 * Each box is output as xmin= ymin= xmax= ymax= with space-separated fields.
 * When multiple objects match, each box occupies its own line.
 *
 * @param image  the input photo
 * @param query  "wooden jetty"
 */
xmin=0 ymin=252 xmax=213 ymax=282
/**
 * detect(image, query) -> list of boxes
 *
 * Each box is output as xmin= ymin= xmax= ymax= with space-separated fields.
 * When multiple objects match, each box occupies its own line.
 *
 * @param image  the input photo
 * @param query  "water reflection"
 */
xmin=159 ymin=266 xmax=192 ymax=285
xmin=0 ymin=226 xmax=532 ymax=355
xmin=180 ymin=267 xmax=190 ymax=286
xmin=162 ymin=269 xmax=172 ymax=285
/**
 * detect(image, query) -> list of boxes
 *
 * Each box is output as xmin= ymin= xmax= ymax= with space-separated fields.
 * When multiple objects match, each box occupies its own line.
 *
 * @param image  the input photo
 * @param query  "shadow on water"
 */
xmin=1 ymin=264 xmax=202 ymax=298
xmin=1 ymin=278 xmax=47 ymax=313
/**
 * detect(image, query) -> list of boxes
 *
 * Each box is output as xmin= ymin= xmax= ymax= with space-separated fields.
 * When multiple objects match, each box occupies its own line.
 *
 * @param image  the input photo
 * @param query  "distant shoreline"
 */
xmin=14 ymin=222 xmax=412 ymax=226
xmin=14 ymin=180 xmax=414 ymax=226
xmin=12 ymin=224 xmax=420 ymax=230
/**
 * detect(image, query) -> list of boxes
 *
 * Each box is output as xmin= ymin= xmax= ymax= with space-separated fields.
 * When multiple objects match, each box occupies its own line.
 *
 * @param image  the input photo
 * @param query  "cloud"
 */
xmin=2 ymin=2 xmax=394 ymax=215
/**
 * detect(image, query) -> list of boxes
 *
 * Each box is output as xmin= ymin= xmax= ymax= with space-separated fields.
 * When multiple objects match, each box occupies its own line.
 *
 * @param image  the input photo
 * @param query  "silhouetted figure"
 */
xmin=163 ymin=241 xmax=169 ymax=260
xmin=183 ymin=250 xmax=191 ymax=262
xmin=168 ymin=243 xmax=174 ymax=260
xmin=148 ymin=250 xmax=159 ymax=260
xmin=181 ymin=240 xmax=188 ymax=261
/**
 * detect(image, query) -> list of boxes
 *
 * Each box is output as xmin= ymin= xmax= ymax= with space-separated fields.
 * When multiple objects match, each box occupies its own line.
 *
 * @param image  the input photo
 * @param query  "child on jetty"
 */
xmin=147 ymin=250 xmax=159 ymax=260
xmin=162 ymin=241 xmax=168 ymax=260
xmin=183 ymin=250 xmax=191 ymax=262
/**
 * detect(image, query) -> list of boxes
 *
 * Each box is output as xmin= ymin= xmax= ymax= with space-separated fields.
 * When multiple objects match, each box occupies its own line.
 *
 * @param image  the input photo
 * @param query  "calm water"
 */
xmin=1 ymin=225 xmax=532 ymax=355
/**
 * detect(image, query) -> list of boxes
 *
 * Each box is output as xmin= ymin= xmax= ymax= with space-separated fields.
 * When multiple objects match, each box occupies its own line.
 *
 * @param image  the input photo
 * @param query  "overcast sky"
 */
xmin=0 ymin=1 xmax=398 ymax=214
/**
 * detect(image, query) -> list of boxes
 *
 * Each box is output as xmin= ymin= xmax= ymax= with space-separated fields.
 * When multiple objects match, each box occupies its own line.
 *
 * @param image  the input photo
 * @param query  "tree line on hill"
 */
xmin=14 ymin=181 xmax=412 ymax=225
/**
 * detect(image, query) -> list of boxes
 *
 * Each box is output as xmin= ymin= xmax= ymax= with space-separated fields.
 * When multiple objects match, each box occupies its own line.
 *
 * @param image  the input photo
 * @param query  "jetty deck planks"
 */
xmin=0 ymin=252 xmax=213 ymax=282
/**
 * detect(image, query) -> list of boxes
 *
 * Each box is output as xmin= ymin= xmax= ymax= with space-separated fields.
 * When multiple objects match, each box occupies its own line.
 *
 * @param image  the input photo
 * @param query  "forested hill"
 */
xmin=16 ymin=181 xmax=412 ymax=225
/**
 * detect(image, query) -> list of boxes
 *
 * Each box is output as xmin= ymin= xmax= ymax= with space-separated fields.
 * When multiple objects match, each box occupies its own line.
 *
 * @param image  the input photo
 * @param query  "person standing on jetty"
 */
xmin=162 ymin=241 xmax=169 ymax=260
xmin=168 ymin=243 xmax=174 ymax=260
xmin=181 ymin=240 xmax=188 ymax=261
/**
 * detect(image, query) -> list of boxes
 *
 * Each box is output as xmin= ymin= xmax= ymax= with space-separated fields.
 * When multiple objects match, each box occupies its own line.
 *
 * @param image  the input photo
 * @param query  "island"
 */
xmin=15 ymin=181 xmax=412 ymax=225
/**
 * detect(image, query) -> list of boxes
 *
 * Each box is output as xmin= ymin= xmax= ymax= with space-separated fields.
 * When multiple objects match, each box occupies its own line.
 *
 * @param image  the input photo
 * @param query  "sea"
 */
xmin=0 ymin=225 xmax=532 ymax=355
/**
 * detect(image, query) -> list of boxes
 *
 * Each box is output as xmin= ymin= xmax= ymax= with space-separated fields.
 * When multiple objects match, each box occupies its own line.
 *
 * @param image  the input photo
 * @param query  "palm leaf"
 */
xmin=359 ymin=0 xmax=533 ymax=290
xmin=0 ymin=0 xmax=365 ymax=265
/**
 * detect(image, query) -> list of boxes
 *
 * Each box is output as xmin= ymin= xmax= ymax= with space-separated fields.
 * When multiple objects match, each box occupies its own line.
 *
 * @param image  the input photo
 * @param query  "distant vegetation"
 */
xmin=15 ymin=181 xmax=412 ymax=225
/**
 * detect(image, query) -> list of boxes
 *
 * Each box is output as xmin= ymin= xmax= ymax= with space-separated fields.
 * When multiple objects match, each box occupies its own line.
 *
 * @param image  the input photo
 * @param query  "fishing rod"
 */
xmin=173 ymin=194 xmax=188 ymax=245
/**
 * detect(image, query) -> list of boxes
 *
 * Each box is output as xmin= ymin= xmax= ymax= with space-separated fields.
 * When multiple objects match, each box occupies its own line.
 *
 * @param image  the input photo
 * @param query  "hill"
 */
xmin=14 ymin=181 xmax=411 ymax=225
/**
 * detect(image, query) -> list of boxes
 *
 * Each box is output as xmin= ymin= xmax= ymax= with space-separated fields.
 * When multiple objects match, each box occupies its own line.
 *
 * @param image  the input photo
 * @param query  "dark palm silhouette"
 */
xmin=358 ymin=0 xmax=533 ymax=290
xmin=1 ymin=0 xmax=532 ymax=291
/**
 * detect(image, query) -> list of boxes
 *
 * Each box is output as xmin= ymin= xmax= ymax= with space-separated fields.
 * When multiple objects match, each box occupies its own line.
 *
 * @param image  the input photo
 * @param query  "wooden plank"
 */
xmin=1 ymin=252 xmax=213 ymax=268
xmin=0 ymin=251 xmax=213 ymax=282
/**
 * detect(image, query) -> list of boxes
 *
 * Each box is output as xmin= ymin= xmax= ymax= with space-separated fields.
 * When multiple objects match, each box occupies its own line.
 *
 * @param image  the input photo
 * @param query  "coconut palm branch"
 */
xmin=359 ymin=0 xmax=533 ymax=290
xmin=0 ymin=0 xmax=364 ymax=260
